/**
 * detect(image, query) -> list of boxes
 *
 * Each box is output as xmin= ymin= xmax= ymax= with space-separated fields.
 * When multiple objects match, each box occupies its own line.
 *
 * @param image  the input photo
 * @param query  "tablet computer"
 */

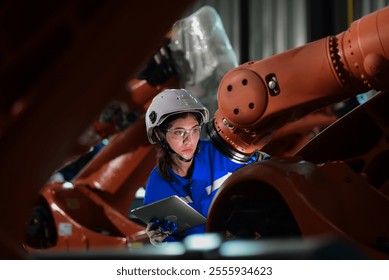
xmin=130 ymin=195 xmax=206 ymax=232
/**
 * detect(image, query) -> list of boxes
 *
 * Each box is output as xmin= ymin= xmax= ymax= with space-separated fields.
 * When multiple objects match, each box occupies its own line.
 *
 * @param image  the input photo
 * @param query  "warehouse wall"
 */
xmin=186 ymin=0 xmax=389 ymax=63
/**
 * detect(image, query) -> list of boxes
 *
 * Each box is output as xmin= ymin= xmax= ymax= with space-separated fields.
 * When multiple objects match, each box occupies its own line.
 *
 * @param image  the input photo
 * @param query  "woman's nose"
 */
xmin=183 ymin=133 xmax=194 ymax=143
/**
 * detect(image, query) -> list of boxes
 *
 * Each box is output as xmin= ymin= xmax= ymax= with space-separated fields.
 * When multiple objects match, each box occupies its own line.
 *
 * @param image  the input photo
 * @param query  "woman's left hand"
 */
xmin=145 ymin=218 xmax=178 ymax=245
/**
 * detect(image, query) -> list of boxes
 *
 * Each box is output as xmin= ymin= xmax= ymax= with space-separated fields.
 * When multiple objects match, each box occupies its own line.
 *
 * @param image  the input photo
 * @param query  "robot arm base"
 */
xmin=206 ymin=120 xmax=255 ymax=163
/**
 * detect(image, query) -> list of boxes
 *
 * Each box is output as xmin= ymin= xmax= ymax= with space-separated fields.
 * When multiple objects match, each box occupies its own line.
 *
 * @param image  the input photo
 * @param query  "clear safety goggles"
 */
xmin=165 ymin=125 xmax=202 ymax=140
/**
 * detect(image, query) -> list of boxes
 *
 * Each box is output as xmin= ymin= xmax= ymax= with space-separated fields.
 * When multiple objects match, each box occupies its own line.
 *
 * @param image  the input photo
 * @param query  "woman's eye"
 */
xmin=174 ymin=130 xmax=185 ymax=136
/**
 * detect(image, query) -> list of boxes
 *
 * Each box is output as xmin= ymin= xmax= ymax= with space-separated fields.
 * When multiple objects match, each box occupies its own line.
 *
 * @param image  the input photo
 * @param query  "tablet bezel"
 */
xmin=130 ymin=195 xmax=207 ymax=232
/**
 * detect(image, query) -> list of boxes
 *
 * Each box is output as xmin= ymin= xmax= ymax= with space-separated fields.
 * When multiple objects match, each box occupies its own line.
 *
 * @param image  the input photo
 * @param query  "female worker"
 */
xmin=144 ymin=88 xmax=269 ymax=244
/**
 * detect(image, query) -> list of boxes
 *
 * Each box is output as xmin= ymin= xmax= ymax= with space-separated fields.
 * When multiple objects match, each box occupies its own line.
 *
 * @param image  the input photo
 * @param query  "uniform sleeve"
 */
xmin=199 ymin=139 xmax=245 ymax=173
xmin=143 ymin=167 xmax=166 ymax=205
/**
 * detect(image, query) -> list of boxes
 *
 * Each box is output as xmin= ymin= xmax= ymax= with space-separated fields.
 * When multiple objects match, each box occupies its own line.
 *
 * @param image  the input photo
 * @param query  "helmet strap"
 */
xmin=162 ymin=141 xmax=199 ymax=163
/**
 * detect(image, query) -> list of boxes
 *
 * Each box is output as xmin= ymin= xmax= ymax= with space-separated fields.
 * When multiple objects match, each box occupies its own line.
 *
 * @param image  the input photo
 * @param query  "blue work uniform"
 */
xmin=143 ymin=139 xmax=269 ymax=241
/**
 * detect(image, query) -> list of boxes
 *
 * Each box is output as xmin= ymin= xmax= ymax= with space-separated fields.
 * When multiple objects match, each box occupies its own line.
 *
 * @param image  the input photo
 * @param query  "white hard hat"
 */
xmin=145 ymin=88 xmax=209 ymax=144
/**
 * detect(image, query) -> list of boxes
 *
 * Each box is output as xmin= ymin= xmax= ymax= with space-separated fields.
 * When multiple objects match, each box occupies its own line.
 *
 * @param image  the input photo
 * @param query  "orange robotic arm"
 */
xmin=207 ymin=6 xmax=389 ymax=163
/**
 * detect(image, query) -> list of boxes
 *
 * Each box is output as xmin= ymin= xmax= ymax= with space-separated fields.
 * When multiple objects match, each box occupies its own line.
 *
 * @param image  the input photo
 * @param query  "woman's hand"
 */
xmin=145 ymin=218 xmax=178 ymax=246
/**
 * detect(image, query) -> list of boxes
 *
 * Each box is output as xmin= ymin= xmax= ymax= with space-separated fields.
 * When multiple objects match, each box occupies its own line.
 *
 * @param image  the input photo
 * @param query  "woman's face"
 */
xmin=165 ymin=114 xmax=201 ymax=161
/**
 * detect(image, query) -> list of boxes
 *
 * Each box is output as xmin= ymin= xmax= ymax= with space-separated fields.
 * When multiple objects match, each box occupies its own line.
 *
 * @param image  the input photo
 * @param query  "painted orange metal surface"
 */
xmin=0 ymin=0 xmax=194 ymax=258
xmin=212 ymin=6 xmax=389 ymax=155
xmin=2 ymin=1 xmax=389 ymax=260
xmin=207 ymin=149 xmax=389 ymax=259
xmin=206 ymin=6 xmax=389 ymax=259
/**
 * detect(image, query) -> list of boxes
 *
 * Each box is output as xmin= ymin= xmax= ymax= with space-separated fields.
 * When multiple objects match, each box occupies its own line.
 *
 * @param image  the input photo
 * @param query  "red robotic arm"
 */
xmin=205 ymin=6 xmax=389 ymax=259
xmin=207 ymin=6 xmax=389 ymax=162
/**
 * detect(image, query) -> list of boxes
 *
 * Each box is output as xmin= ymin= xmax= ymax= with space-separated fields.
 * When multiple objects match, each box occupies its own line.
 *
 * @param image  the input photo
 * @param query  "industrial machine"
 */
xmin=1 ymin=1 xmax=389 ymax=259
xmin=23 ymin=5 xmax=242 ymax=254
xmin=205 ymin=4 xmax=389 ymax=259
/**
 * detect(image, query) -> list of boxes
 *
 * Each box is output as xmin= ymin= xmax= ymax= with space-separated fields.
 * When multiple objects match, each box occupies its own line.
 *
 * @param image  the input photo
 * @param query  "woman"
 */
xmin=144 ymin=88 xmax=269 ymax=244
